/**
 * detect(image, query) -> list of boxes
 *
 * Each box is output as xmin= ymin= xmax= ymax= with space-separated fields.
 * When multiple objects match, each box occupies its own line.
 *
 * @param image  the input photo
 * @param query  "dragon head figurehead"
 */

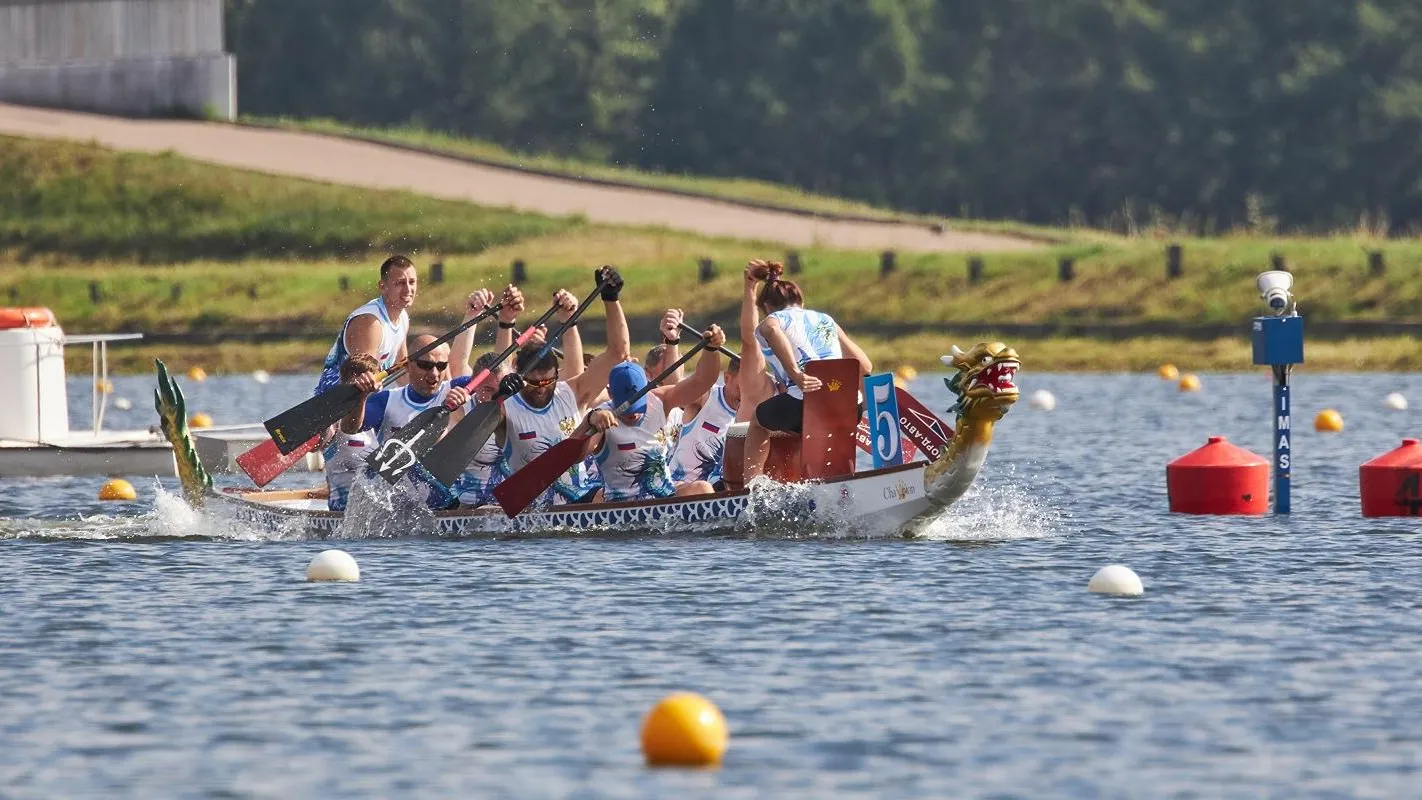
xmin=916 ymin=342 xmax=1020 ymax=512
xmin=942 ymin=342 xmax=1021 ymax=424
xmin=154 ymin=358 xmax=213 ymax=506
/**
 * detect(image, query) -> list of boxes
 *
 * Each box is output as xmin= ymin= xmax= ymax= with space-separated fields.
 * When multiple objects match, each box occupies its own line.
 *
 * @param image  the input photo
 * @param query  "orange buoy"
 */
xmin=0 ymin=307 xmax=56 ymax=329
xmin=1359 ymin=439 xmax=1422 ymax=517
xmin=1166 ymin=435 xmax=1269 ymax=515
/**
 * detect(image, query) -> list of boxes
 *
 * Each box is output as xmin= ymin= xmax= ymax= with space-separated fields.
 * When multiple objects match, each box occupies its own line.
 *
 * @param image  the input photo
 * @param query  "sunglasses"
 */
xmin=524 ymin=372 xmax=559 ymax=389
xmin=413 ymin=359 xmax=449 ymax=371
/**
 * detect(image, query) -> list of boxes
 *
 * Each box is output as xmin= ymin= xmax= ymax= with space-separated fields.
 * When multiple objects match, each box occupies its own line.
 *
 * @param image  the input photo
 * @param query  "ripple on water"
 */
xmin=1 ymin=372 xmax=1421 ymax=796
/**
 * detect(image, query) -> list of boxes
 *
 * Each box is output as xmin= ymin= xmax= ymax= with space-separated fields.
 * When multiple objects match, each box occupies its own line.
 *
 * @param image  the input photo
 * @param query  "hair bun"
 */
xmin=749 ymin=259 xmax=784 ymax=281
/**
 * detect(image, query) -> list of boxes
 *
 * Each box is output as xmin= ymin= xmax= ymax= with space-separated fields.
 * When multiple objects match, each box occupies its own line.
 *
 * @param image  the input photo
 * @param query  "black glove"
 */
xmin=596 ymin=265 xmax=624 ymax=302
xmin=497 ymin=373 xmax=526 ymax=397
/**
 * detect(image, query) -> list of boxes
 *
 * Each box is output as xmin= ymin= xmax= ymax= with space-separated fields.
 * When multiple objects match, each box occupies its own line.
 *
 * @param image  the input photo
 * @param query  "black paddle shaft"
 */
xmin=678 ymin=321 xmax=740 ymax=363
xmin=263 ymin=303 xmax=502 ymax=453
xmin=424 ymin=280 xmax=609 ymax=486
xmin=365 ymin=299 xmax=565 ymax=483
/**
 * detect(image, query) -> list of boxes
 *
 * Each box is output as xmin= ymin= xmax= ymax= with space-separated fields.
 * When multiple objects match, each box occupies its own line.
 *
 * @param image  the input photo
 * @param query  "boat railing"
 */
xmin=64 ymin=333 xmax=143 ymax=434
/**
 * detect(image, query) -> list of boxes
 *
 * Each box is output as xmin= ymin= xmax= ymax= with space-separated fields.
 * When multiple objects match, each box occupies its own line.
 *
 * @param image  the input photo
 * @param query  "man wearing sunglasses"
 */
xmin=494 ymin=267 xmax=632 ymax=508
xmin=341 ymin=331 xmax=484 ymax=508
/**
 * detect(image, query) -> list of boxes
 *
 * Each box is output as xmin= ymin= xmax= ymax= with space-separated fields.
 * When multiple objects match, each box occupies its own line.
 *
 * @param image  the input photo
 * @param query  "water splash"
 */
xmin=909 ymin=468 xmax=1064 ymax=542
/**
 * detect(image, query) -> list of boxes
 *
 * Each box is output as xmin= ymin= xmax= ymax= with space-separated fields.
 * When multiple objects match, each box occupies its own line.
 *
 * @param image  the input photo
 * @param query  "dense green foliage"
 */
xmin=225 ymin=0 xmax=1422 ymax=233
xmin=0 ymin=136 xmax=579 ymax=261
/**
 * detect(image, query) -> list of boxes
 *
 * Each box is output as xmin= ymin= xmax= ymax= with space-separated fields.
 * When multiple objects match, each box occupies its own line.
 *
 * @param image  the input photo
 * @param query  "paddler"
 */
xmin=491 ymin=267 xmax=631 ymax=507
xmin=339 ymin=331 xmax=479 ymax=508
xmin=581 ymin=325 xmax=728 ymax=502
xmin=314 ymin=254 xmax=418 ymax=396
xmin=742 ymin=259 xmax=872 ymax=482
xmin=325 ymin=353 xmax=382 ymax=511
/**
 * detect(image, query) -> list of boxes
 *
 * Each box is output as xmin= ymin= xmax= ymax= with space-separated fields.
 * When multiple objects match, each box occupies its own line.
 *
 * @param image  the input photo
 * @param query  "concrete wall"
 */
xmin=0 ymin=0 xmax=234 ymax=119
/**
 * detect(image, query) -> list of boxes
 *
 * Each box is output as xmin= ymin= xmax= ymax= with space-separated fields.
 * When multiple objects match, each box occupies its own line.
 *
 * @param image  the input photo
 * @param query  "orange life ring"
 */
xmin=0 ymin=307 xmax=56 ymax=329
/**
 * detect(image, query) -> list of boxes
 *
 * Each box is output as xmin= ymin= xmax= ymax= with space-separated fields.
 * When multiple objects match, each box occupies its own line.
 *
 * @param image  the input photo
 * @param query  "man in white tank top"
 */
xmin=341 ymin=333 xmax=475 ymax=509
xmin=315 ymin=255 xmax=419 ymax=395
xmin=582 ymin=326 xmax=728 ymax=502
xmin=492 ymin=267 xmax=632 ymax=508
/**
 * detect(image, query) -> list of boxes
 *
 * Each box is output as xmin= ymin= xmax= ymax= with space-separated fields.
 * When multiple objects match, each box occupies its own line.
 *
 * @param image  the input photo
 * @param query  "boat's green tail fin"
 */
xmin=154 ymin=358 xmax=212 ymax=506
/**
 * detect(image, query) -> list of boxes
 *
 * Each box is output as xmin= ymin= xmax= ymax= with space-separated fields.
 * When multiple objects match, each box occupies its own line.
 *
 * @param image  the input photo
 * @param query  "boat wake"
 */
xmin=910 ymin=468 xmax=1063 ymax=543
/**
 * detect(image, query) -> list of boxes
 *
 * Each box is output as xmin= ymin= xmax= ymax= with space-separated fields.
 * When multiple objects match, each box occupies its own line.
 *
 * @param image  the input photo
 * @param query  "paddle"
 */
xmin=493 ymin=335 xmax=714 ymax=518
xmin=365 ymin=316 xmax=552 ymax=484
xmin=421 ymin=281 xmax=608 ymax=488
xmin=677 ymin=321 xmax=740 ymax=364
xmin=262 ymin=304 xmax=502 ymax=454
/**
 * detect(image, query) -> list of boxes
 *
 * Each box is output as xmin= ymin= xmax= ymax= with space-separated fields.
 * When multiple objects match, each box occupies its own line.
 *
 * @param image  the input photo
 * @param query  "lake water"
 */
xmin=2 ymin=369 xmax=1421 ymax=797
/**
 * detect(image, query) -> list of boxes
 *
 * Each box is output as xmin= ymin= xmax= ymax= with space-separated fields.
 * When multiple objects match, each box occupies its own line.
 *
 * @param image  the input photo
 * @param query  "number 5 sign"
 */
xmin=863 ymin=373 xmax=903 ymax=468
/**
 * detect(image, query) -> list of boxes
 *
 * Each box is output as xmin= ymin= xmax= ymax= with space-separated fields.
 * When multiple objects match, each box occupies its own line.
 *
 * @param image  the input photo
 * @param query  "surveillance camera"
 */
xmin=1256 ymin=270 xmax=1294 ymax=316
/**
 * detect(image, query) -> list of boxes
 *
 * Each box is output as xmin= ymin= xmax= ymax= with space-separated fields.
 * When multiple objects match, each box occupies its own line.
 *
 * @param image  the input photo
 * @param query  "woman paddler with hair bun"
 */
xmin=742 ymin=259 xmax=873 ymax=482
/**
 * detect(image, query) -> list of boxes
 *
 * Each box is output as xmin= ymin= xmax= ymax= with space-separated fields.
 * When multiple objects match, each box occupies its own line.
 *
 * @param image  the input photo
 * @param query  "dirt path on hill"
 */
xmin=0 ymin=102 xmax=1040 ymax=253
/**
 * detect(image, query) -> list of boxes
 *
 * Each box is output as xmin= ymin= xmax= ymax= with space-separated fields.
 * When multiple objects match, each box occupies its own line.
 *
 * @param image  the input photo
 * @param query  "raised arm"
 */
xmin=494 ymin=284 xmax=524 ymax=355
xmin=658 ymin=327 xmax=726 ymax=410
xmin=740 ymin=264 xmax=769 ymax=380
xmin=659 ymin=308 xmax=684 ymax=385
xmin=450 ymin=289 xmax=496 ymax=378
xmin=568 ymin=267 xmax=630 ymax=408
xmin=549 ymin=289 xmax=584 ymax=380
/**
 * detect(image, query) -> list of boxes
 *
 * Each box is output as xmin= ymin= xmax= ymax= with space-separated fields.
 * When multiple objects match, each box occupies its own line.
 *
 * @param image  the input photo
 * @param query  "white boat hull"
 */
xmin=208 ymin=463 xmax=935 ymax=537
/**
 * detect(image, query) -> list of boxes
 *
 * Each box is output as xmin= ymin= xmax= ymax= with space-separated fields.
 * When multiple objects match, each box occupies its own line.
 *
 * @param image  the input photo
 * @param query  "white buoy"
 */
xmin=1384 ymin=392 xmax=1408 ymax=411
xmin=1029 ymin=389 xmax=1057 ymax=411
xmin=306 ymin=549 xmax=360 ymax=582
xmin=252 ymin=369 xmax=272 ymax=384
xmin=1088 ymin=565 xmax=1143 ymax=596
xmin=112 ymin=397 xmax=133 ymax=410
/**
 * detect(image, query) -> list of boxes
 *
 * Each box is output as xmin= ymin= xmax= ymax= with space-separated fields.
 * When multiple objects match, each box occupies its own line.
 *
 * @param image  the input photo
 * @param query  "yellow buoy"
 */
xmin=95 ymin=379 xmax=114 ymax=394
xmin=98 ymin=478 xmax=136 ymax=501
xmin=1178 ymin=374 xmax=1201 ymax=392
xmin=1158 ymin=363 xmax=1180 ymax=380
xmin=186 ymin=366 xmax=208 ymax=382
xmin=189 ymin=412 xmax=214 ymax=429
xmin=640 ymin=692 xmax=728 ymax=767
xmin=894 ymin=365 xmax=918 ymax=382
xmin=1315 ymin=409 xmax=1344 ymax=432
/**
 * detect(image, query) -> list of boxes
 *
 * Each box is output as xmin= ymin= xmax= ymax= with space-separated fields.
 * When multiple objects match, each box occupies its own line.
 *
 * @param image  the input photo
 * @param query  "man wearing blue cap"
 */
xmin=582 ymin=325 xmax=728 ymax=502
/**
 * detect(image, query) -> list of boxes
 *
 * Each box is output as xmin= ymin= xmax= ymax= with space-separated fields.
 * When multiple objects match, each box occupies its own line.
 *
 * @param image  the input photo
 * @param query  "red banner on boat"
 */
xmin=852 ymin=388 xmax=951 ymax=462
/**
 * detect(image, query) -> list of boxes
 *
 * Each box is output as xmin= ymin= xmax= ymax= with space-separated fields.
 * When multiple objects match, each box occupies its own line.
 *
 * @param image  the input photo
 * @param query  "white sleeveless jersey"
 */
xmin=376 ymin=383 xmax=453 ymax=444
xmin=453 ymin=398 xmax=509 ymax=506
xmin=314 ymin=297 xmax=409 ymax=394
xmin=595 ymin=394 xmax=677 ymax=502
xmin=323 ymin=428 xmax=377 ymax=511
xmin=503 ymin=382 xmax=590 ymax=505
xmin=754 ymin=306 xmax=842 ymax=399
xmin=670 ymin=385 xmax=735 ymax=483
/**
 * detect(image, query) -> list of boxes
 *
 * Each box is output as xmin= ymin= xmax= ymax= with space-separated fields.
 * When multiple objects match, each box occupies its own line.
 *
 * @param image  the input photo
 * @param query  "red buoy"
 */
xmin=1359 ymin=438 xmax=1422 ymax=517
xmin=1167 ymin=435 xmax=1269 ymax=515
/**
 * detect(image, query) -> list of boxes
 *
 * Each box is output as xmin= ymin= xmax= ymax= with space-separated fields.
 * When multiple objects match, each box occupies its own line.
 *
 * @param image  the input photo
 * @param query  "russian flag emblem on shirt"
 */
xmin=346 ymin=440 xmax=365 ymax=448
xmin=702 ymin=421 xmax=721 ymax=434
xmin=617 ymin=442 xmax=637 ymax=451
xmin=518 ymin=431 xmax=537 ymax=441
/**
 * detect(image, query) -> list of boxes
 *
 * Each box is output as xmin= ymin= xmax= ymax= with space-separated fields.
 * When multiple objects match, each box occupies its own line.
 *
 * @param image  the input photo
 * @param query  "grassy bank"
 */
xmin=0 ymin=135 xmax=579 ymax=262
xmin=18 ymin=230 xmax=1422 ymax=335
xmin=4 ymin=135 xmax=1420 ymax=374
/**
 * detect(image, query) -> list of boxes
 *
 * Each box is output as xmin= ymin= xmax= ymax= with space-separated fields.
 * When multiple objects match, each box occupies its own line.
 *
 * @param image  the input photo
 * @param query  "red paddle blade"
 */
xmin=236 ymin=435 xmax=320 ymax=487
xmin=492 ymin=435 xmax=590 ymax=518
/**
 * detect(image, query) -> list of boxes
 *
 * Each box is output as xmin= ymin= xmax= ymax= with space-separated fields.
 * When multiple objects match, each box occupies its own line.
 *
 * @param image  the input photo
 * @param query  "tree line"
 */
xmin=225 ymin=0 xmax=1422 ymax=233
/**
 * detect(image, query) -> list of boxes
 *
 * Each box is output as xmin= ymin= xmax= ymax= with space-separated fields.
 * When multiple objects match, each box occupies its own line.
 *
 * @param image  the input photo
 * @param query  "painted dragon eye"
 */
xmin=980 ymin=355 xmax=992 ymax=365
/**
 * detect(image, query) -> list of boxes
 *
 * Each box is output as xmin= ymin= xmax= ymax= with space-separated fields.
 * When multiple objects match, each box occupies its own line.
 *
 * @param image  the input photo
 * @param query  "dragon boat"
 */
xmin=152 ymin=344 xmax=1020 ymax=537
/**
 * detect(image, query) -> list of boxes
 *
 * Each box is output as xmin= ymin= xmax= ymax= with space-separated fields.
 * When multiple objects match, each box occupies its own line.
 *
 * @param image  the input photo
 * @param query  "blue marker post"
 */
xmin=1250 ymin=270 xmax=1304 ymax=514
